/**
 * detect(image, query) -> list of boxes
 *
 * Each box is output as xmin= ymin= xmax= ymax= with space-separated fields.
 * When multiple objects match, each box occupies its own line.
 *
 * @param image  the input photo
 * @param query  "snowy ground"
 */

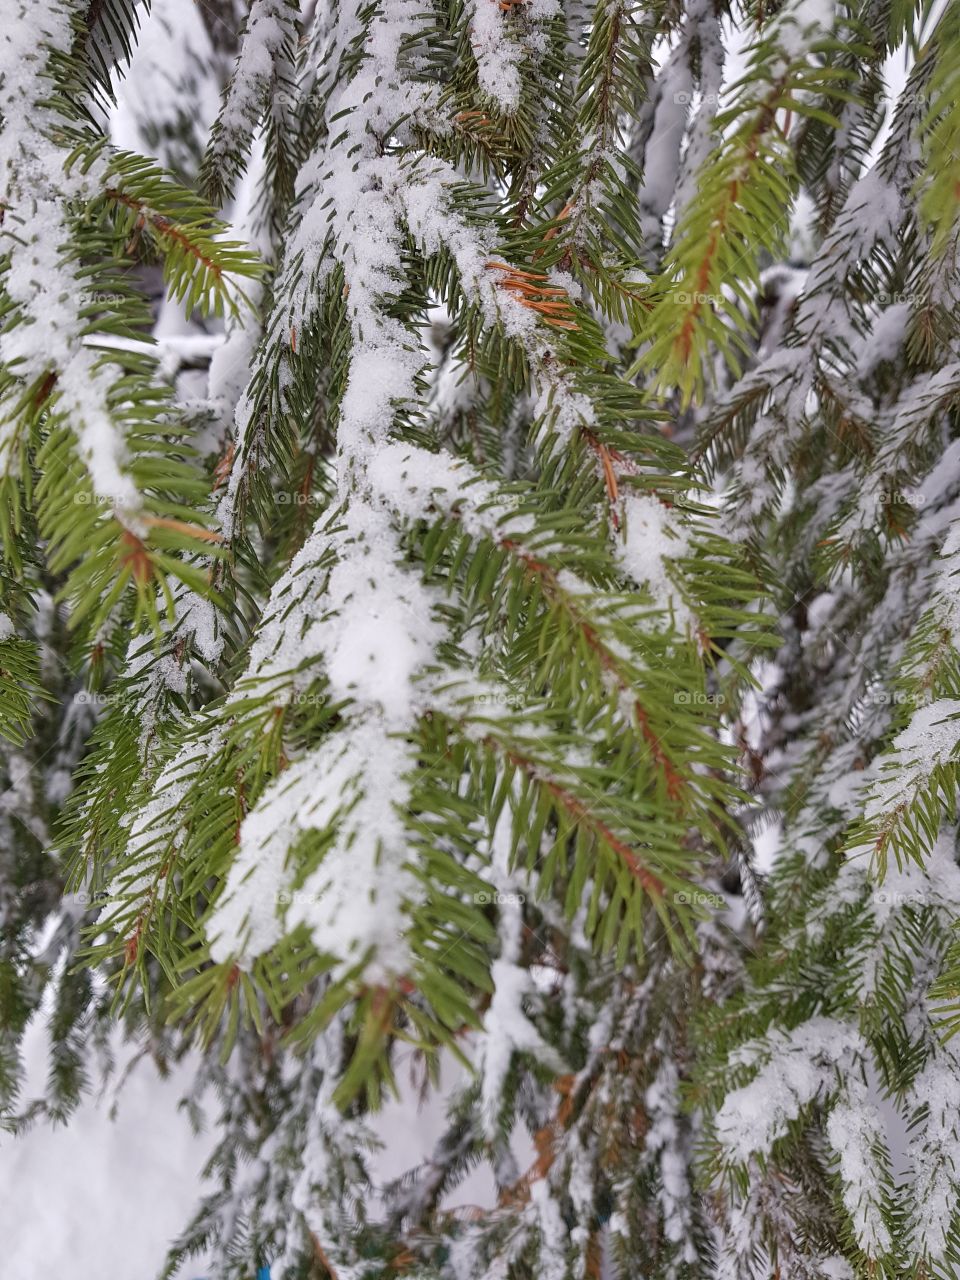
xmin=0 ymin=1016 xmax=213 ymax=1279
xmin=0 ymin=1026 xmax=500 ymax=1278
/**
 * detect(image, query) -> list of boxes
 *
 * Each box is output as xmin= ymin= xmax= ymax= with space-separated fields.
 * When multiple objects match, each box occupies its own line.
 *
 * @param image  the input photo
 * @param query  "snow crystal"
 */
xmin=862 ymin=698 xmax=960 ymax=822
xmin=920 ymin=517 xmax=960 ymax=655
xmin=210 ymin=724 xmax=417 ymax=977
xmin=392 ymin=156 xmax=596 ymax=450
xmin=868 ymin=831 xmax=960 ymax=925
xmin=826 ymin=1085 xmax=892 ymax=1255
xmin=100 ymin=736 xmax=218 ymax=920
xmin=857 ymin=302 xmax=911 ymax=376
xmin=546 ymin=268 xmax=582 ymax=303
xmin=319 ymin=505 xmax=445 ymax=728
xmin=469 ymin=0 xmax=523 ymax=109
xmin=211 ymin=1 xmax=477 ymax=983
xmin=615 ymin=492 xmax=692 ymax=626
xmin=905 ymin=1057 xmax=960 ymax=1262
xmin=0 ymin=203 xmax=139 ymax=511
xmin=644 ymin=1060 xmax=697 ymax=1259
xmin=0 ymin=6 xmax=144 ymax=513
xmin=479 ymin=809 xmax=565 ymax=1138
xmin=715 ymin=1017 xmax=865 ymax=1162
xmin=367 ymin=441 xmax=534 ymax=544
xmin=796 ymin=170 xmax=903 ymax=345
xmin=467 ymin=0 xmax=560 ymax=113
xmin=529 ymin=1178 xmax=569 ymax=1280
xmin=819 ymin=1260 xmax=855 ymax=1280
xmin=208 ymin=0 xmax=689 ymax=995
xmin=887 ymin=364 xmax=960 ymax=455
xmin=773 ymin=0 xmax=835 ymax=59
xmin=208 ymin=0 xmax=296 ymax=169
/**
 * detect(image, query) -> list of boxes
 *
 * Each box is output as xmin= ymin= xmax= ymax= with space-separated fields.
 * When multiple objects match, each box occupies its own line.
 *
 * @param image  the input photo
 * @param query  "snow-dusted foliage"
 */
xmin=4 ymin=0 xmax=960 ymax=1278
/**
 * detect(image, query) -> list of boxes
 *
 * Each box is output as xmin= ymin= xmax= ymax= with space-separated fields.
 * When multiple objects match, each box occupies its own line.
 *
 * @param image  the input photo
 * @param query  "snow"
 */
xmin=919 ymin=517 xmax=960 ymax=656
xmin=796 ymin=169 xmax=904 ymax=345
xmin=478 ymin=809 xmax=565 ymax=1138
xmin=862 ymin=698 xmax=960 ymax=822
xmin=0 ymin=2 xmax=74 ymax=144
xmin=826 ymin=1086 xmax=892 ymax=1255
xmin=0 ymin=2 xmax=162 ymax=515
xmin=1 ymin=1024 xmax=511 ymax=1280
xmin=615 ymin=491 xmax=692 ymax=625
xmin=392 ymin=155 xmax=604 ymax=455
xmin=819 ymin=1260 xmax=855 ymax=1280
xmin=857 ymin=302 xmax=912 ymax=375
xmin=0 ymin=1018 xmax=212 ymax=1279
xmin=0 ymin=203 xmax=140 ymax=511
xmin=638 ymin=44 xmax=692 ymax=247
xmin=210 ymin=724 xmax=418 ymax=977
xmin=317 ymin=506 xmax=445 ymax=725
xmin=530 ymin=1178 xmax=568 ymax=1280
xmin=469 ymin=0 xmax=524 ymax=110
xmin=8 ymin=2 xmax=956 ymax=1274
xmin=468 ymin=0 xmax=561 ymax=112
xmin=644 ymin=1060 xmax=697 ymax=1260
xmin=99 ymin=743 xmax=203 ymax=924
xmin=868 ymin=831 xmax=960 ymax=923
xmin=366 ymin=441 xmax=534 ymax=543
xmin=715 ymin=1017 xmax=865 ymax=1162
xmin=208 ymin=0 xmax=618 ymax=983
xmin=886 ymin=364 xmax=960 ymax=457
xmin=208 ymin=0 xmax=298 ymax=179
xmin=110 ymin=0 xmax=220 ymax=172
xmin=905 ymin=1056 xmax=960 ymax=1261
xmin=210 ymin=0 xmax=461 ymax=981
xmin=773 ymin=0 xmax=835 ymax=57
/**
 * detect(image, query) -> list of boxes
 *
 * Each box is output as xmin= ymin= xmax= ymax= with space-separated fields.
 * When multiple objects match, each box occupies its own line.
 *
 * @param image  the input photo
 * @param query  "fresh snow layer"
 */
xmin=0 ymin=1017 xmax=213 ymax=1279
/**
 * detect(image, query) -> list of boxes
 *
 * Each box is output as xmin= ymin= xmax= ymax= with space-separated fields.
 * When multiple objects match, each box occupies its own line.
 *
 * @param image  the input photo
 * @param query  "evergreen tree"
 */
xmin=3 ymin=0 xmax=960 ymax=1277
